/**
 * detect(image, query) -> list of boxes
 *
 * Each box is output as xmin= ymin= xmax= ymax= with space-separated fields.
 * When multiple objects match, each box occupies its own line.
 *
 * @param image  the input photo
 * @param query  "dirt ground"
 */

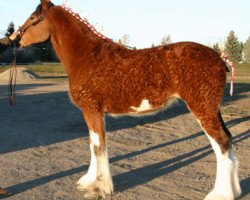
xmin=0 ymin=76 xmax=249 ymax=200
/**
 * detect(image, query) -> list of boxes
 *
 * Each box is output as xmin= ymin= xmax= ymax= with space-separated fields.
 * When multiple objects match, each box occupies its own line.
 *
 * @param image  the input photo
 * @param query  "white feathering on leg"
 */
xmin=96 ymin=146 xmax=114 ymax=196
xmin=204 ymin=134 xmax=241 ymax=200
xmin=77 ymin=143 xmax=97 ymax=189
xmin=77 ymin=130 xmax=100 ymax=189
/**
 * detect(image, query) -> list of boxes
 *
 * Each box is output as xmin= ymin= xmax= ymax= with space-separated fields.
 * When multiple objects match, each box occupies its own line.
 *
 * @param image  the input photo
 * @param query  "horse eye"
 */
xmin=30 ymin=16 xmax=35 ymax=20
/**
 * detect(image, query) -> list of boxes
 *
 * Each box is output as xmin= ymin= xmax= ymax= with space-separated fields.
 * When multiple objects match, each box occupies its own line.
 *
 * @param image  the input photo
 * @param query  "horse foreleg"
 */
xmin=77 ymin=110 xmax=113 ymax=198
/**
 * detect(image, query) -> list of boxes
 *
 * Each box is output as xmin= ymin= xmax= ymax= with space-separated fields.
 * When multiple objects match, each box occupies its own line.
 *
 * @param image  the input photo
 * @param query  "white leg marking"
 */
xmin=77 ymin=143 xmax=97 ymax=188
xmin=90 ymin=130 xmax=100 ymax=147
xmin=96 ymin=146 xmax=114 ymax=196
xmin=205 ymin=134 xmax=241 ymax=200
xmin=131 ymin=99 xmax=152 ymax=113
xmin=78 ymin=131 xmax=113 ymax=197
xmin=77 ymin=131 xmax=100 ymax=188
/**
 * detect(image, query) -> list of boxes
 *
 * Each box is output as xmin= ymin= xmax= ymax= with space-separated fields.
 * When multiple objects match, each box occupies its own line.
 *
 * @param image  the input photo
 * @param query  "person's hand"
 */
xmin=9 ymin=31 xmax=20 ymax=42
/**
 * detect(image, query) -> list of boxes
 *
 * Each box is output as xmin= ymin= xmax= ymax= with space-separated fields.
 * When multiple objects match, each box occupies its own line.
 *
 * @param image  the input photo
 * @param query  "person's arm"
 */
xmin=0 ymin=37 xmax=12 ymax=53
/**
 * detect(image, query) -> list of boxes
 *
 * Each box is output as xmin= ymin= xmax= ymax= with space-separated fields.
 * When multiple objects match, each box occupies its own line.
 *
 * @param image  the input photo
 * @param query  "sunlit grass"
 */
xmin=0 ymin=63 xmax=65 ymax=74
xmin=26 ymin=64 xmax=66 ymax=74
xmin=1 ymin=62 xmax=249 ymax=83
xmin=231 ymin=62 xmax=250 ymax=83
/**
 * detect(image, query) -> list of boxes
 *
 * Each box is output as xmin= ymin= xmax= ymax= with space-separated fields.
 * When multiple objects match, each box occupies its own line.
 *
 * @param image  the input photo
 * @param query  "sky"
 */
xmin=0 ymin=0 xmax=249 ymax=48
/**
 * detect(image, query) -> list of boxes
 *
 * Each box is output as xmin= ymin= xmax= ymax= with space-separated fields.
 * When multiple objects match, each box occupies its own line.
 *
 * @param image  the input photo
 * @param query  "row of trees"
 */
xmin=119 ymin=31 xmax=250 ymax=64
xmin=0 ymin=22 xmax=58 ymax=64
xmin=158 ymin=31 xmax=250 ymax=63
xmin=212 ymin=31 xmax=250 ymax=63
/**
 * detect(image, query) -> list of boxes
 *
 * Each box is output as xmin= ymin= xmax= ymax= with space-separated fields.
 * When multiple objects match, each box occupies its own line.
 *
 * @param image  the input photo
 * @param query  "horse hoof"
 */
xmin=77 ymin=180 xmax=112 ymax=199
xmin=83 ymin=190 xmax=99 ymax=199
xmin=204 ymin=190 xmax=234 ymax=200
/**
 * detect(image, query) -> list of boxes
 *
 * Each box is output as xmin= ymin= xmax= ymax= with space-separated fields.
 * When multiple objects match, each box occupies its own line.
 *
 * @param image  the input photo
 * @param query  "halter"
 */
xmin=19 ymin=15 xmax=45 ymax=37
xmin=18 ymin=15 xmax=46 ymax=37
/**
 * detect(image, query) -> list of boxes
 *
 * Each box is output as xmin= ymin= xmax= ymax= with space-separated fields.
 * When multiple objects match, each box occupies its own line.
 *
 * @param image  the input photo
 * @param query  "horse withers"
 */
xmin=17 ymin=0 xmax=241 ymax=199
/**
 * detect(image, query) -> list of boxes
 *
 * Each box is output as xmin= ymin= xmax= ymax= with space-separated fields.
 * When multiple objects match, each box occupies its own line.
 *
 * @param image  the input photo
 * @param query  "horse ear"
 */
xmin=41 ymin=0 xmax=52 ymax=10
xmin=41 ymin=0 xmax=51 ymax=4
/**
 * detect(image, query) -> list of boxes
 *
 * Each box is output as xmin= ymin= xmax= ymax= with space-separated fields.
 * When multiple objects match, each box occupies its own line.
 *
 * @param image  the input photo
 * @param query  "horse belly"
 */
xmin=106 ymin=94 xmax=179 ymax=116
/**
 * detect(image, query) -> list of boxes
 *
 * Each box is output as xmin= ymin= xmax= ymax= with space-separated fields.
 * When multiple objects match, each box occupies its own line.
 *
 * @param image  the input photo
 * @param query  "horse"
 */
xmin=17 ymin=0 xmax=241 ymax=199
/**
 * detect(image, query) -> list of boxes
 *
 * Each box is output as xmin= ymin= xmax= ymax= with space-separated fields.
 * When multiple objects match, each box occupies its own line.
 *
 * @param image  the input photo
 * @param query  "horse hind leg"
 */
xmin=194 ymin=110 xmax=241 ymax=200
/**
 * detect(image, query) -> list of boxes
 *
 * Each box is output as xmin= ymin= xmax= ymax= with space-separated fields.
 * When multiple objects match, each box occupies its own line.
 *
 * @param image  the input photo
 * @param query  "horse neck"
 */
xmin=48 ymin=7 xmax=104 ymax=75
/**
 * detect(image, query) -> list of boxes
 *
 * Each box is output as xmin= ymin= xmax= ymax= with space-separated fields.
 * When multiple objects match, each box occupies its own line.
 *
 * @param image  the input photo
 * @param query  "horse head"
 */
xmin=18 ymin=0 xmax=54 ymax=47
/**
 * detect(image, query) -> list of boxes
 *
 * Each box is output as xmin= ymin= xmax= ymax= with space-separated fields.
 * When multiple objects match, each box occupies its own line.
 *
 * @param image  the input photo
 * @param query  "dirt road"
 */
xmin=0 ymin=78 xmax=249 ymax=200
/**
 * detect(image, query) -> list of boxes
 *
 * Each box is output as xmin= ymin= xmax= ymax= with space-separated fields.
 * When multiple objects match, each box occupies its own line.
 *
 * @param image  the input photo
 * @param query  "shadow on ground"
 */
xmin=0 ymin=82 xmax=249 ymax=154
xmin=223 ymin=83 xmax=250 ymax=104
xmin=3 ymin=123 xmax=249 ymax=198
xmin=0 ymin=83 xmax=190 ymax=154
xmin=0 ymin=81 xmax=249 ymax=198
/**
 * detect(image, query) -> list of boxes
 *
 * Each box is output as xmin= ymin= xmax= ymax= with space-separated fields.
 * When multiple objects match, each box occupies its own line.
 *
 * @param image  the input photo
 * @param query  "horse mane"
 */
xmin=61 ymin=4 xmax=111 ymax=42
xmin=49 ymin=5 xmax=142 ymax=63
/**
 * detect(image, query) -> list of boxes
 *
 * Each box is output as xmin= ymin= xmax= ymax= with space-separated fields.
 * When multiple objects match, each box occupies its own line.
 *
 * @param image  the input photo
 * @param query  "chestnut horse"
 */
xmin=17 ymin=0 xmax=241 ymax=199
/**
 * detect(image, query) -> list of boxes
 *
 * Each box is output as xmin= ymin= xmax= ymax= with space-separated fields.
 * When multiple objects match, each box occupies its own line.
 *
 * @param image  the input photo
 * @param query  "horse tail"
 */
xmin=218 ymin=110 xmax=232 ymax=143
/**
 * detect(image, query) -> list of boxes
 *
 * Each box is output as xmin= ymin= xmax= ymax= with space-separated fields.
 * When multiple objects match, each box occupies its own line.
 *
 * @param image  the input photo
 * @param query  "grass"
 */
xmin=0 ymin=66 xmax=10 ymax=73
xmin=231 ymin=62 xmax=250 ymax=83
xmin=0 ymin=63 xmax=65 ymax=74
xmin=26 ymin=64 xmax=66 ymax=74
xmin=0 ymin=62 xmax=249 ymax=82
xmin=235 ymin=62 xmax=250 ymax=75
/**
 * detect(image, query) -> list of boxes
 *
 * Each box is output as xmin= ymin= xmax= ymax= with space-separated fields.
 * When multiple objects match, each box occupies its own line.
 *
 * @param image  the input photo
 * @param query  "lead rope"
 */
xmin=8 ymin=43 xmax=17 ymax=107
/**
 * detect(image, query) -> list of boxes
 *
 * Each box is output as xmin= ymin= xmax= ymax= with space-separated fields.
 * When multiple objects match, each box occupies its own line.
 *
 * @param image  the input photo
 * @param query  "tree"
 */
xmin=212 ymin=43 xmax=221 ymax=55
xmin=243 ymin=36 xmax=250 ymax=63
xmin=224 ymin=31 xmax=242 ymax=63
xmin=118 ymin=34 xmax=130 ymax=46
xmin=161 ymin=35 xmax=172 ymax=45
xmin=32 ymin=41 xmax=58 ymax=62
xmin=240 ymin=42 xmax=244 ymax=55
xmin=5 ymin=21 xmax=15 ymax=37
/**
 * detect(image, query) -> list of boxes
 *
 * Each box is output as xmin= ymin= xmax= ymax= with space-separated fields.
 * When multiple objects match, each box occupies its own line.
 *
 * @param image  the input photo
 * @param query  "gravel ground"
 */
xmin=0 ymin=78 xmax=249 ymax=200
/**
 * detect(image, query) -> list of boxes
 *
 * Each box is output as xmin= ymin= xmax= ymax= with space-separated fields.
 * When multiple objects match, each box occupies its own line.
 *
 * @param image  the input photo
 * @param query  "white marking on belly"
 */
xmin=131 ymin=99 xmax=152 ymax=113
